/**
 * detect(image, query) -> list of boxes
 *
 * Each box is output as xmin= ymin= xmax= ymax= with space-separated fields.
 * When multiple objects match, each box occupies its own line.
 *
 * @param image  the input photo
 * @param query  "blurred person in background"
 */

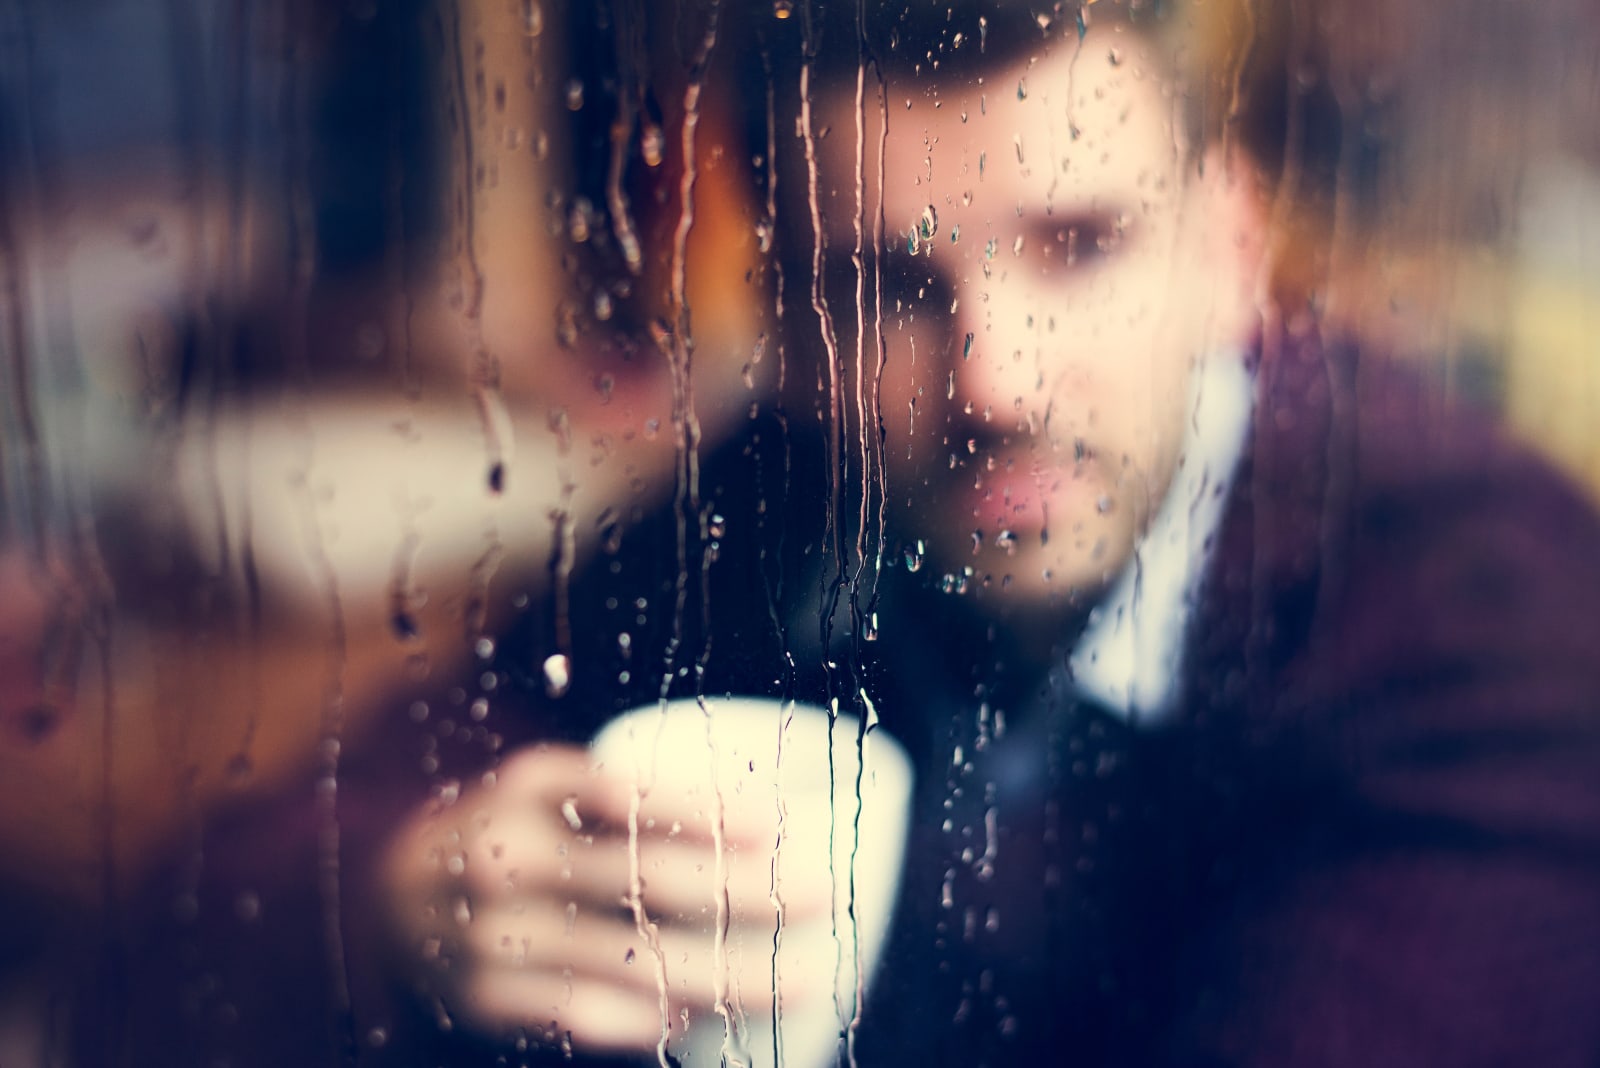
xmin=0 ymin=0 xmax=783 ymax=1064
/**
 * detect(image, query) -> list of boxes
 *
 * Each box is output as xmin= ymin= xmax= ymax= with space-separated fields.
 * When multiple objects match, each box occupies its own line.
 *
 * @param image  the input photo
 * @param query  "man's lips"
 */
xmin=939 ymin=434 xmax=1102 ymax=533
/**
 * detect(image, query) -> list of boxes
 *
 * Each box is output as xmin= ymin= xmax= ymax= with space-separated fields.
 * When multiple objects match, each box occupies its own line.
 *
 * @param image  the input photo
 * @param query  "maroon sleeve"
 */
xmin=1166 ymin=364 xmax=1600 ymax=1066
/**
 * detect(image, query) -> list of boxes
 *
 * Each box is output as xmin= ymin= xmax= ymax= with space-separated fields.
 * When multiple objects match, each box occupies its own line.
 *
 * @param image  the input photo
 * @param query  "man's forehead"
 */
xmin=817 ymin=34 xmax=1186 ymax=224
xmin=889 ymin=41 xmax=1174 ymax=149
xmin=846 ymin=0 xmax=1175 ymax=79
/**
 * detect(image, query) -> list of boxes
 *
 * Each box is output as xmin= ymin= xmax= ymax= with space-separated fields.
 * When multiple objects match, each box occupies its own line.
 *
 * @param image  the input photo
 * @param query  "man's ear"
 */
xmin=1196 ymin=145 xmax=1270 ymax=349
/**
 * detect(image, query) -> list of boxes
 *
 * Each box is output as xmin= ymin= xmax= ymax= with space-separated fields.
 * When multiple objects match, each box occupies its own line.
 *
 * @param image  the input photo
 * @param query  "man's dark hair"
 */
xmin=781 ymin=0 xmax=1353 ymax=218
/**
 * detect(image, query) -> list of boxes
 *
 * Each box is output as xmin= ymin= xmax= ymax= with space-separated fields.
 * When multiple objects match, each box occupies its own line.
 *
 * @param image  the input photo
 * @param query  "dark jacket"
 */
xmin=862 ymin=327 xmax=1600 ymax=1067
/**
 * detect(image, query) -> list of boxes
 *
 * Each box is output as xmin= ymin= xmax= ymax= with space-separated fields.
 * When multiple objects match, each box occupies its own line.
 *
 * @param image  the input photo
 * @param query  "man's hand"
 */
xmin=381 ymin=742 xmax=830 ymax=1053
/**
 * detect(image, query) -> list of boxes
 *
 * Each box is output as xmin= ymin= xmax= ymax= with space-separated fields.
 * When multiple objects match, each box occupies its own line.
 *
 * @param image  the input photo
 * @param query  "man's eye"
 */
xmin=1040 ymin=213 xmax=1126 ymax=268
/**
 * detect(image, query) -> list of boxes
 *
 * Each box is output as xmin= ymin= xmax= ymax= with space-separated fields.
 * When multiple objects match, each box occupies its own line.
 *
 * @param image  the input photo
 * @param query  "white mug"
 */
xmin=590 ymin=697 xmax=913 ymax=1068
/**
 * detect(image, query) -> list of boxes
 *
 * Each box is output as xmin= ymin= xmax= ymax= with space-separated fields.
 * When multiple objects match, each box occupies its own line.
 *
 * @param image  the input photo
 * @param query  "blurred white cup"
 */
xmin=591 ymin=696 xmax=913 ymax=1068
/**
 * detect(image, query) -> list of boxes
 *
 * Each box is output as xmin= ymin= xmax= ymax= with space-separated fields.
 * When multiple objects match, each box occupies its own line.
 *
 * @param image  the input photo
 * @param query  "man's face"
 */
xmin=819 ymin=29 xmax=1256 ymax=611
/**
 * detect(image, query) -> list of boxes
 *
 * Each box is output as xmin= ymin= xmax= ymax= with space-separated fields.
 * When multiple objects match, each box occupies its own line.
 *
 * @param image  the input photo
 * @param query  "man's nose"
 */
xmin=938 ymin=255 xmax=1057 ymax=433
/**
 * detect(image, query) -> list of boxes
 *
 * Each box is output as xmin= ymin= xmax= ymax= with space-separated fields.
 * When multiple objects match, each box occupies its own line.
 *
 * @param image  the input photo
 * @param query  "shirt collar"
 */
xmin=1067 ymin=355 xmax=1255 ymax=726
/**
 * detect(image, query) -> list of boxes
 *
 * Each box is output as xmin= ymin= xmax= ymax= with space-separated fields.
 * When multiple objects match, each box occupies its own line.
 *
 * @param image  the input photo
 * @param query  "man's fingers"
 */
xmin=494 ymin=745 xmax=636 ymax=824
xmin=546 ymin=832 xmax=833 ymax=919
xmin=461 ymin=968 xmax=664 ymax=1053
xmin=461 ymin=904 xmax=830 ymax=1021
xmin=490 ymin=742 xmax=797 ymax=851
xmin=462 ymin=902 xmax=668 ymax=995
xmin=451 ymin=790 xmax=830 ymax=918
xmin=489 ymin=745 xmax=774 ymax=844
xmin=414 ymin=800 xmax=828 ymax=928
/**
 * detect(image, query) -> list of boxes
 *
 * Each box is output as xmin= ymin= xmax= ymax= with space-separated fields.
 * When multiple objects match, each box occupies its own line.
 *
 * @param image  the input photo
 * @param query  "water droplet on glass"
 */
xmin=565 ymin=78 xmax=584 ymax=111
xmin=640 ymin=123 xmax=665 ymax=168
xmin=390 ymin=609 xmax=420 ymax=640
xmin=560 ymin=796 xmax=583 ymax=831
xmin=599 ymin=516 xmax=623 ymax=554
xmin=543 ymin=653 xmax=572 ymax=698
xmin=905 ymin=540 xmax=926 ymax=572
xmin=568 ymin=198 xmax=592 ymax=242
xmin=556 ymin=302 xmax=579 ymax=348
xmin=520 ymin=0 xmax=543 ymax=36
xmin=773 ymin=0 xmax=794 ymax=17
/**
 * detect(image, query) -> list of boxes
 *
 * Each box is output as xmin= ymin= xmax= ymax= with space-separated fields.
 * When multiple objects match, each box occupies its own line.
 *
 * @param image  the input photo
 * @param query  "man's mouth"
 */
xmin=951 ymin=439 xmax=1101 ymax=533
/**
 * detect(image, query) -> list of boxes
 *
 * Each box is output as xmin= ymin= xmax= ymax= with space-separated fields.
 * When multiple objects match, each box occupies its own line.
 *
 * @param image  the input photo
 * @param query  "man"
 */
xmin=782 ymin=3 xmax=1600 ymax=1065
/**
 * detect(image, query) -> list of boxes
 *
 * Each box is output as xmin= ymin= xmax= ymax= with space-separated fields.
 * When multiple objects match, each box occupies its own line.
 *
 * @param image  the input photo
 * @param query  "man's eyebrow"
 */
xmin=1028 ymin=205 xmax=1122 ymax=231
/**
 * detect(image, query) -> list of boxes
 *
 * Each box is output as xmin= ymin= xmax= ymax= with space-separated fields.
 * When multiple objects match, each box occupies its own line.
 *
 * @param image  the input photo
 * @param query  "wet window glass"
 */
xmin=4 ymin=2 xmax=1600 ymax=1066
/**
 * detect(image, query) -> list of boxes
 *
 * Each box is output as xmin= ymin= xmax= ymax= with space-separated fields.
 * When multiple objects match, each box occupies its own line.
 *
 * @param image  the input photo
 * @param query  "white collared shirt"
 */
xmin=1068 ymin=355 xmax=1255 ymax=726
